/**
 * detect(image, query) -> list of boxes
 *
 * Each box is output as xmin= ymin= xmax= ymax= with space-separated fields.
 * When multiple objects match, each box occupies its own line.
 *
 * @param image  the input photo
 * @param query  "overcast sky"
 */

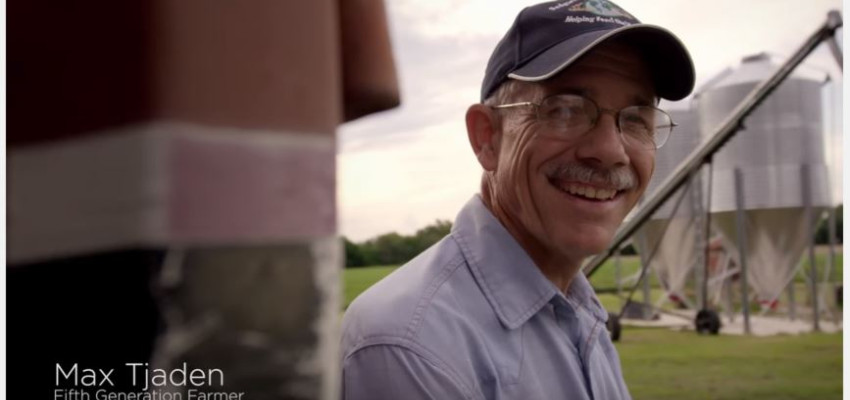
xmin=336 ymin=0 xmax=844 ymax=241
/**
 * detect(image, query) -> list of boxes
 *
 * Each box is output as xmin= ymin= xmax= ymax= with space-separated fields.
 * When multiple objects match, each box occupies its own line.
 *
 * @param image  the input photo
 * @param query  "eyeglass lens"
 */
xmin=538 ymin=95 xmax=672 ymax=149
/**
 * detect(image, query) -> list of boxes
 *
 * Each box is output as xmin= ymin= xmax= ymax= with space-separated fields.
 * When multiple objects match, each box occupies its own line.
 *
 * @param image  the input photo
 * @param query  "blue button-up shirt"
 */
xmin=341 ymin=195 xmax=631 ymax=400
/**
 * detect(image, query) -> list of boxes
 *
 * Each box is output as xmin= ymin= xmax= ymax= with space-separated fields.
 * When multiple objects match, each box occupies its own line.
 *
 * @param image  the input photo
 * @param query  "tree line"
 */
xmin=344 ymin=205 xmax=841 ymax=268
xmin=344 ymin=220 xmax=452 ymax=268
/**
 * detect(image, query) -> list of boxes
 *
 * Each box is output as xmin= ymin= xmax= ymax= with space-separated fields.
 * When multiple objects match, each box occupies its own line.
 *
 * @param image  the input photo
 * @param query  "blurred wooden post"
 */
xmin=8 ymin=1 xmax=398 ymax=399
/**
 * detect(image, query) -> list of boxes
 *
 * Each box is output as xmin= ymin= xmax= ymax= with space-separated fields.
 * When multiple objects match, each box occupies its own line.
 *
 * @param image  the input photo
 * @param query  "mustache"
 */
xmin=547 ymin=163 xmax=637 ymax=190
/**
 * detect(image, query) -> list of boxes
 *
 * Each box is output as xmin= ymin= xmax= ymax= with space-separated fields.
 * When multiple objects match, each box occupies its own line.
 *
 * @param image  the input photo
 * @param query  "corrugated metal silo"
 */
xmin=636 ymin=106 xmax=703 ymax=302
xmin=695 ymin=53 xmax=830 ymax=305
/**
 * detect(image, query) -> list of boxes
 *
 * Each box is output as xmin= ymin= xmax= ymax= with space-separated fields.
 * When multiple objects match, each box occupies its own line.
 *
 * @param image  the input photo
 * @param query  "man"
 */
xmin=341 ymin=1 xmax=695 ymax=399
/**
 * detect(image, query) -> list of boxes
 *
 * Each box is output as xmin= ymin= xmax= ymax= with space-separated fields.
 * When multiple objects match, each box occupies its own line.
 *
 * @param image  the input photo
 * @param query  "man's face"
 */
xmin=491 ymin=42 xmax=656 ymax=263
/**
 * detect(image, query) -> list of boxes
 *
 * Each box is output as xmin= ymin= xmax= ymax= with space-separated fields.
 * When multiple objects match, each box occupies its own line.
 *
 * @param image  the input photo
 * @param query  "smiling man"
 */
xmin=341 ymin=1 xmax=694 ymax=399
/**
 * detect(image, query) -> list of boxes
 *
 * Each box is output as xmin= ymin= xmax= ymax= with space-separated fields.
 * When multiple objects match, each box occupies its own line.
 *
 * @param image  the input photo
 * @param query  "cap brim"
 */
xmin=508 ymin=24 xmax=695 ymax=101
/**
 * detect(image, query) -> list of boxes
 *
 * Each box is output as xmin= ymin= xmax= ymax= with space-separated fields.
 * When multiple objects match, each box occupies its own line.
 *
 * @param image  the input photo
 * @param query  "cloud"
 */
xmin=338 ymin=121 xmax=481 ymax=241
xmin=338 ymin=12 xmax=499 ymax=153
xmin=390 ymin=0 xmax=525 ymax=40
xmin=337 ymin=0 xmax=844 ymax=241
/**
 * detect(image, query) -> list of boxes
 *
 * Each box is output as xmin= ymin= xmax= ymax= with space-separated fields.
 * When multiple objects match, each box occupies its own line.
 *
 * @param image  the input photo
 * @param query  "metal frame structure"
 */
xmin=585 ymin=10 xmax=843 ymax=334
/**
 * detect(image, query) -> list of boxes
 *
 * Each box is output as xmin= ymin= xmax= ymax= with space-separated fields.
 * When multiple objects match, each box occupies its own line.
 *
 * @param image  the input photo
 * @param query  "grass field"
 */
xmin=343 ymin=248 xmax=843 ymax=312
xmin=343 ymin=265 xmax=398 ymax=309
xmin=586 ymin=249 xmax=843 ymax=292
xmin=617 ymin=328 xmax=842 ymax=400
xmin=587 ymin=248 xmax=843 ymax=314
xmin=342 ymin=252 xmax=843 ymax=399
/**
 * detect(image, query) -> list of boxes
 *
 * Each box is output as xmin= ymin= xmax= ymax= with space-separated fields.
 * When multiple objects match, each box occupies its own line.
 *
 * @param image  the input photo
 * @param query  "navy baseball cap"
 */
xmin=481 ymin=0 xmax=695 ymax=102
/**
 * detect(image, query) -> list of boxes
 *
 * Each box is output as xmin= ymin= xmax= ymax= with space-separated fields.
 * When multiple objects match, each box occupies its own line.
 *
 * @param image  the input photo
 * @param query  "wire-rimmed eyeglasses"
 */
xmin=491 ymin=94 xmax=677 ymax=149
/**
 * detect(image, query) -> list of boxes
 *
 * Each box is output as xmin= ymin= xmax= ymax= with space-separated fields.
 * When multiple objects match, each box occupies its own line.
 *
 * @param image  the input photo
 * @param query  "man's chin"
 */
xmin=556 ymin=234 xmax=615 ymax=260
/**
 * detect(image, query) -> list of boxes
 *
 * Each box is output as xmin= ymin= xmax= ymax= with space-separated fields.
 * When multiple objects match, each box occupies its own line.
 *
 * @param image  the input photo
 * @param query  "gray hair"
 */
xmin=482 ymin=79 xmax=537 ymax=107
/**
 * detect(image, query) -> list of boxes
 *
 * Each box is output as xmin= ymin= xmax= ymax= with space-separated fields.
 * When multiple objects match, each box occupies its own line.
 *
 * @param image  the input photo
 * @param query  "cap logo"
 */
xmin=548 ymin=0 xmax=581 ymax=11
xmin=569 ymin=0 xmax=634 ymax=18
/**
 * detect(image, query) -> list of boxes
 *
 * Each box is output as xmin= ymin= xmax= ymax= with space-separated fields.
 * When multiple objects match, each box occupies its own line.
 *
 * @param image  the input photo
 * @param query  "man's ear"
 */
xmin=465 ymin=104 xmax=501 ymax=171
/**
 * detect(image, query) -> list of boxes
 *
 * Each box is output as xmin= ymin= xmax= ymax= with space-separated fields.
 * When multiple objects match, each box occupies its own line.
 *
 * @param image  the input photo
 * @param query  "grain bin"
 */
xmin=635 ymin=106 xmax=704 ymax=305
xmin=695 ymin=53 xmax=831 ymax=305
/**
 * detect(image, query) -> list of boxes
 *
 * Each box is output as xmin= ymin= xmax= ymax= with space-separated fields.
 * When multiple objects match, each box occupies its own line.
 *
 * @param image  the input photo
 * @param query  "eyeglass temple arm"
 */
xmin=491 ymin=102 xmax=536 ymax=109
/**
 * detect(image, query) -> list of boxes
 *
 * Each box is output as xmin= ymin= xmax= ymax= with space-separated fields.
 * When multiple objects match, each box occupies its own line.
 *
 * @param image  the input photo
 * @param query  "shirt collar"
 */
xmin=563 ymin=269 xmax=609 ymax=322
xmin=451 ymin=195 xmax=608 ymax=329
xmin=451 ymin=195 xmax=557 ymax=330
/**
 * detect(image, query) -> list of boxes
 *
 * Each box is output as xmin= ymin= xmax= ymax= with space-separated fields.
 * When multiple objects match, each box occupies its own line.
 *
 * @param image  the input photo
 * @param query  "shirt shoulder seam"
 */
xmin=452 ymin=230 xmax=545 ymax=329
xmin=344 ymin=337 xmax=480 ymax=400
xmin=404 ymin=251 xmax=467 ymax=340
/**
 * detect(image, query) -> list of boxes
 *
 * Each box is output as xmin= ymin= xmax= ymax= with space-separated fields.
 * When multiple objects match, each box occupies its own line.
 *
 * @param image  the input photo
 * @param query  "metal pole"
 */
xmin=820 ymin=210 xmax=839 ymax=322
xmin=615 ymin=182 xmax=693 ymax=321
xmin=788 ymin=272 xmax=797 ymax=321
xmin=692 ymin=170 xmax=706 ymax=312
xmin=724 ymin=272 xmax=735 ymax=322
xmin=733 ymin=168 xmax=751 ymax=334
xmin=695 ymin=244 xmax=706 ymax=313
xmin=826 ymin=11 xmax=843 ymax=69
xmin=582 ymin=11 xmax=843 ymax=278
xmin=639 ymin=233 xmax=652 ymax=320
xmin=643 ymin=260 xmax=652 ymax=320
xmin=615 ymin=246 xmax=623 ymax=309
xmin=828 ymin=207 xmax=837 ymax=305
xmin=701 ymin=162 xmax=714 ymax=311
xmin=802 ymin=165 xmax=820 ymax=331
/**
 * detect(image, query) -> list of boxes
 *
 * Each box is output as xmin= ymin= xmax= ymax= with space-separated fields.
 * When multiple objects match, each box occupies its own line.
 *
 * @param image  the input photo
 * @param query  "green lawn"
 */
xmin=618 ymin=327 xmax=842 ymax=400
xmin=344 ymin=248 xmax=843 ymax=313
xmin=586 ymin=248 xmax=843 ymax=290
xmin=586 ymin=254 xmax=644 ymax=290
xmin=588 ymin=247 xmax=843 ymax=315
xmin=343 ymin=258 xmax=843 ymax=399
xmin=343 ymin=265 xmax=398 ymax=309
xmin=796 ymin=250 xmax=843 ymax=282
xmin=342 ymin=263 xmax=666 ymax=313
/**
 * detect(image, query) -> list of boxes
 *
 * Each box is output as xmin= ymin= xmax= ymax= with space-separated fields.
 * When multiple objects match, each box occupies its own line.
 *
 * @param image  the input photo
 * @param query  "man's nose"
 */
xmin=575 ymin=113 xmax=631 ymax=168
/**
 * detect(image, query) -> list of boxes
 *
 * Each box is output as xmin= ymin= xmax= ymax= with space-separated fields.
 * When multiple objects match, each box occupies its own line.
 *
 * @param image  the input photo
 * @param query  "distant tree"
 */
xmin=357 ymin=243 xmax=378 ymax=267
xmin=344 ymin=220 xmax=454 ymax=268
xmin=619 ymin=243 xmax=637 ymax=255
xmin=411 ymin=220 xmax=452 ymax=254
xmin=360 ymin=232 xmax=408 ymax=266
xmin=815 ymin=205 xmax=843 ymax=244
xmin=343 ymin=237 xmax=366 ymax=267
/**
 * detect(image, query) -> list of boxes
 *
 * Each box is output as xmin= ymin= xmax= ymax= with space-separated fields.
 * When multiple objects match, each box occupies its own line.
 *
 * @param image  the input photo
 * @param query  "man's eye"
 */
xmin=542 ymin=106 xmax=583 ymax=121
xmin=621 ymin=115 xmax=649 ymax=129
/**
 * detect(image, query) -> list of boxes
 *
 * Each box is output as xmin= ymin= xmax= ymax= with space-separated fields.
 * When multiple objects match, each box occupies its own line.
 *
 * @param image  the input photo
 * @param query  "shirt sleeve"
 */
xmin=342 ymin=344 xmax=475 ymax=400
